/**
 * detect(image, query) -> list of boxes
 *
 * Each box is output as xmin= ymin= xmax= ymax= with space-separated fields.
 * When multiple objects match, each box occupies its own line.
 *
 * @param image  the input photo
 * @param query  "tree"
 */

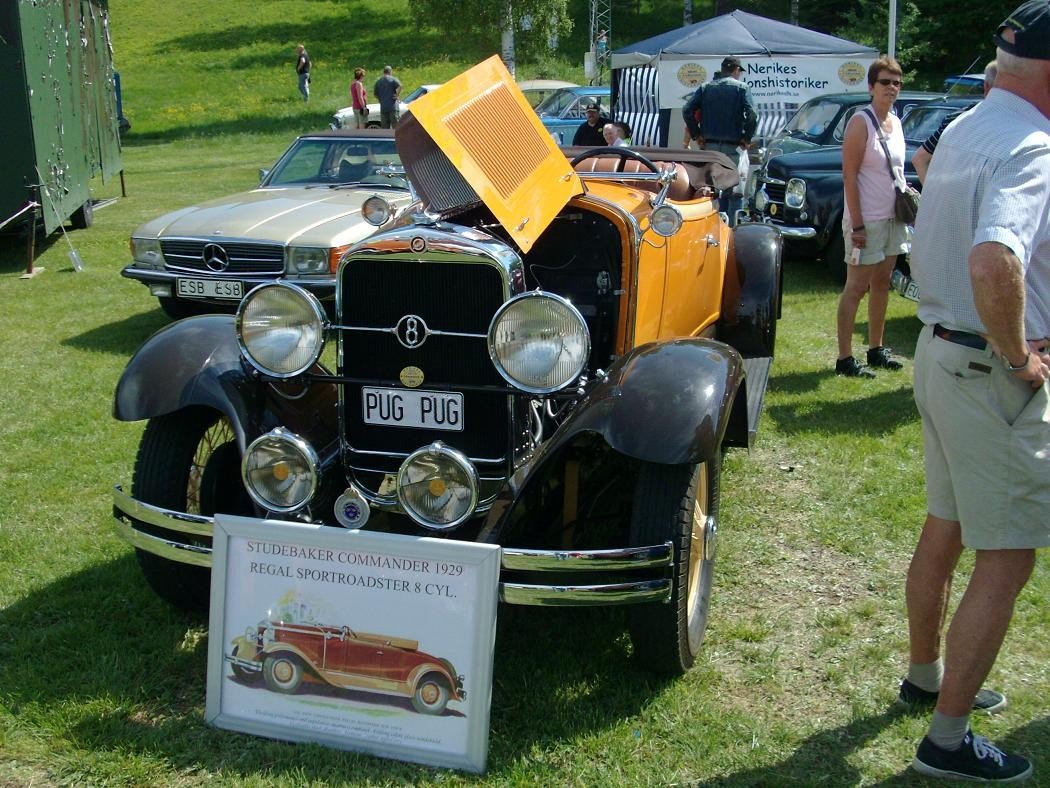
xmin=409 ymin=0 xmax=572 ymax=75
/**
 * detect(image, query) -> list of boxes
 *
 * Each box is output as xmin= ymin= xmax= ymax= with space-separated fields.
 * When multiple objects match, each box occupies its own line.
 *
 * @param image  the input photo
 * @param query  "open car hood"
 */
xmin=394 ymin=56 xmax=583 ymax=253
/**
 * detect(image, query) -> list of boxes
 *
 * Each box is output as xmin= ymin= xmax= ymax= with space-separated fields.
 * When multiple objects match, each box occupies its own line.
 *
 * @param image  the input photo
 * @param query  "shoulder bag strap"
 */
xmin=863 ymin=107 xmax=900 ymax=186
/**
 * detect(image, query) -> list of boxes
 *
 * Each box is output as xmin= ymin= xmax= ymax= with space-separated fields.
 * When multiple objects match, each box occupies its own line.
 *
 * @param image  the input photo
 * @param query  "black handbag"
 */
xmin=864 ymin=108 xmax=919 ymax=224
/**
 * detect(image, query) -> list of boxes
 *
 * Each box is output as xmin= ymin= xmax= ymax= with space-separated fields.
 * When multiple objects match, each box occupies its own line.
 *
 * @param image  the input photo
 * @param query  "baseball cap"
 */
xmin=721 ymin=56 xmax=742 ymax=72
xmin=585 ymin=103 xmax=601 ymax=111
xmin=995 ymin=0 xmax=1050 ymax=60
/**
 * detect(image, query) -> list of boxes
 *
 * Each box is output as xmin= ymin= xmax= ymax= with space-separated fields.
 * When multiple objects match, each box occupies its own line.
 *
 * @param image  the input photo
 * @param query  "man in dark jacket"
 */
xmin=572 ymin=103 xmax=611 ymax=147
xmin=682 ymin=56 xmax=757 ymax=159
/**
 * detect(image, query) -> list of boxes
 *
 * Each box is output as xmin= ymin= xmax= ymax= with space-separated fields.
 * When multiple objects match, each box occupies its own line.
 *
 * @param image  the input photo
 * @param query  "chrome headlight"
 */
xmin=362 ymin=195 xmax=393 ymax=226
xmin=397 ymin=442 xmax=479 ymax=530
xmin=650 ymin=205 xmax=683 ymax=237
xmin=241 ymin=428 xmax=318 ymax=512
xmin=785 ymin=178 xmax=807 ymax=209
xmin=488 ymin=292 xmax=590 ymax=394
xmin=130 ymin=237 xmax=162 ymax=266
xmin=288 ymin=246 xmax=329 ymax=274
xmin=236 ymin=283 xmax=326 ymax=378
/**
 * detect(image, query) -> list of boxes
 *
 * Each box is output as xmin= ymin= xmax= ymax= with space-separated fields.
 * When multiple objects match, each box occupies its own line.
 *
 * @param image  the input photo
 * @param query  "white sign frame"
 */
xmin=205 ymin=514 xmax=501 ymax=773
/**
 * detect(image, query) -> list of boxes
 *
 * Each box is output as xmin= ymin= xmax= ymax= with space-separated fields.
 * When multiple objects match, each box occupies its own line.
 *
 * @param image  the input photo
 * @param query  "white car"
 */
xmin=331 ymin=84 xmax=442 ymax=129
xmin=516 ymin=79 xmax=578 ymax=108
xmin=122 ymin=129 xmax=414 ymax=319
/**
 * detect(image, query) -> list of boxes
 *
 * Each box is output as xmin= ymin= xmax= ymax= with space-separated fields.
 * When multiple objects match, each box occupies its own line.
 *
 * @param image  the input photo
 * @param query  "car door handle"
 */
xmin=704 ymin=234 xmax=720 ymax=247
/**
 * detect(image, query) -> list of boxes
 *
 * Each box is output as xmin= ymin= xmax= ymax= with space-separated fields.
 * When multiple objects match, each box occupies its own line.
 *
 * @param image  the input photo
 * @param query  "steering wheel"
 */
xmin=569 ymin=146 xmax=660 ymax=173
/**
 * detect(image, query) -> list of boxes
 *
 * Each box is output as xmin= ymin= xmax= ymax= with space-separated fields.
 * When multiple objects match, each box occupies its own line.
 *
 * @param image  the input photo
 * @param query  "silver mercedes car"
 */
xmin=122 ymin=129 xmax=414 ymax=319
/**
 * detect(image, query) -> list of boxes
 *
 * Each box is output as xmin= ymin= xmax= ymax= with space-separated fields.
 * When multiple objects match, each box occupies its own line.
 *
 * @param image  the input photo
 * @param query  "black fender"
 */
xmin=482 ymin=338 xmax=744 ymax=536
xmin=113 ymin=314 xmax=338 ymax=451
xmin=718 ymin=222 xmax=783 ymax=357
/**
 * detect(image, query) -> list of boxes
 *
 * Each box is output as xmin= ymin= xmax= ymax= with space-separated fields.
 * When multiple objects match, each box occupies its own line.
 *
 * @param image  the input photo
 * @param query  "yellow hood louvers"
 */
xmin=395 ymin=55 xmax=583 ymax=253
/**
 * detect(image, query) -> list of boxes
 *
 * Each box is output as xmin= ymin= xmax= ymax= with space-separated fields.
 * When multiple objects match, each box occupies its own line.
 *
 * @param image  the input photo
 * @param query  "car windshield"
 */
xmin=265 ymin=138 xmax=406 ymax=188
xmin=535 ymin=90 xmax=580 ymax=116
xmin=536 ymin=90 xmax=607 ymax=118
xmin=402 ymin=86 xmax=429 ymax=104
xmin=901 ymin=107 xmax=961 ymax=144
xmin=781 ymin=99 xmax=844 ymax=142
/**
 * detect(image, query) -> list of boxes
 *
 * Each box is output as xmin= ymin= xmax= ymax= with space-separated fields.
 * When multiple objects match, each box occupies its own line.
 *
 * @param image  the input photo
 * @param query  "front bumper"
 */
xmin=121 ymin=266 xmax=337 ymax=303
xmin=743 ymin=215 xmax=817 ymax=240
xmin=113 ymin=485 xmax=675 ymax=606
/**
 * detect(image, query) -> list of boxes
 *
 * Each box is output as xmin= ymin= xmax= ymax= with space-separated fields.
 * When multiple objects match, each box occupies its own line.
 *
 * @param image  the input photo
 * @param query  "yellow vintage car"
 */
xmin=113 ymin=56 xmax=783 ymax=676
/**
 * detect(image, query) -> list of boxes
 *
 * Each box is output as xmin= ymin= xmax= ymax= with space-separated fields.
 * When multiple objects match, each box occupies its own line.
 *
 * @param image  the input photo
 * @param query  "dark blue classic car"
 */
xmin=748 ymin=97 xmax=979 ymax=280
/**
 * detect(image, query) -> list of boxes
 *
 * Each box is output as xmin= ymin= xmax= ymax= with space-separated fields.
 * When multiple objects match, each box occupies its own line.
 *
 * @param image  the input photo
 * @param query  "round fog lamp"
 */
xmin=242 ymin=428 xmax=318 ymax=512
xmin=488 ymin=292 xmax=590 ymax=394
xmin=237 ymin=283 xmax=326 ymax=378
xmin=362 ymin=195 xmax=393 ymax=226
xmin=754 ymin=187 xmax=769 ymax=212
xmin=397 ymin=442 xmax=478 ymax=530
xmin=650 ymin=204 xmax=683 ymax=237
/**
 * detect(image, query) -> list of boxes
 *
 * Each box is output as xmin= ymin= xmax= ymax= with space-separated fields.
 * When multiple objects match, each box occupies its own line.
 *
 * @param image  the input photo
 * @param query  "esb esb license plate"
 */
xmin=362 ymin=387 xmax=463 ymax=431
xmin=176 ymin=278 xmax=243 ymax=300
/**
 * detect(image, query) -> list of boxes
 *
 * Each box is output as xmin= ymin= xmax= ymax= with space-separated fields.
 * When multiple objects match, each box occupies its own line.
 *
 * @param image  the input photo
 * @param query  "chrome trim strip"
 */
xmin=759 ymin=176 xmax=787 ymax=186
xmin=112 ymin=514 xmax=212 ymax=567
xmin=114 ymin=485 xmax=212 ymax=536
xmin=332 ymin=324 xmax=488 ymax=340
xmin=501 ymin=542 xmax=672 ymax=571
xmin=499 ymin=579 xmax=671 ymax=605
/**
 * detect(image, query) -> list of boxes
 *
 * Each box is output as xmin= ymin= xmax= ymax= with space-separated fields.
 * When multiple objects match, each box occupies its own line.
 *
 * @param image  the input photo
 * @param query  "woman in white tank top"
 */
xmin=835 ymin=56 xmax=911 ymax=377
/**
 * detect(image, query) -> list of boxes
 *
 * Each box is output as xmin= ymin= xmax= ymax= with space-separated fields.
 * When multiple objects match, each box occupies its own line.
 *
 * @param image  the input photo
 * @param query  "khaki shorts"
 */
xmin=913 ymin=324 xmax=1050 ymax=549
xmin=845 ymin=218 xmax=910 ymax=265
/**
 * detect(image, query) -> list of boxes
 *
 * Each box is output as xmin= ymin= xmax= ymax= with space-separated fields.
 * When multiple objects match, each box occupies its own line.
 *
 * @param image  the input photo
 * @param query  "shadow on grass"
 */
xmin=767 ymin=385 xmax=919 ymax=436
xmin=704 ymin=711 xmax=1048 ymax=785
xmin=61 ymin=309 xmax=170 ymax=356
xmin=0 ymin=229 xmax=61 ymax=275
xmin=701 ymin=709 xmax=901 ymax=786
xmin=0 ymin=554 xmax=664 ymax=780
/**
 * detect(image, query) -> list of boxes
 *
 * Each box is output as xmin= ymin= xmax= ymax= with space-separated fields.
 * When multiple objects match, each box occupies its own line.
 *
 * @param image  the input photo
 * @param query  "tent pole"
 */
xmin=888 ymin=0 xmax=897 ymax=58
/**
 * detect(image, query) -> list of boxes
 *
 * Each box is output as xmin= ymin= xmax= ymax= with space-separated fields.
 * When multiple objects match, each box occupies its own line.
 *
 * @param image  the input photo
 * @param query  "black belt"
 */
xmin=704 ymin=139 xmax=739 ymax=145
xmin=933 ymin=323 xmax=987 ymax=350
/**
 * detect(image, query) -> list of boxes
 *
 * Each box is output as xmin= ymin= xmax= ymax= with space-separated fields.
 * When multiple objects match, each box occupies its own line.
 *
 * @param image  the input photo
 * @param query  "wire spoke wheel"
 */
xmin=628 ymin=458 xmax=720 ymax=675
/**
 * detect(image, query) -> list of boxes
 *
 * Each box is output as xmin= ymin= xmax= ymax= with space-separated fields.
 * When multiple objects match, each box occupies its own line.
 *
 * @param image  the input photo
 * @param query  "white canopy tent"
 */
xmin=611 ymin=11 xmax=879 ymax=147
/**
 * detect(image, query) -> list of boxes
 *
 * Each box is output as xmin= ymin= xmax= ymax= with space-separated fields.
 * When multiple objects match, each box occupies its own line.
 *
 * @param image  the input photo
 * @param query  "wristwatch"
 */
xmin=1003 ymin=351 xmax=1031 ymax=372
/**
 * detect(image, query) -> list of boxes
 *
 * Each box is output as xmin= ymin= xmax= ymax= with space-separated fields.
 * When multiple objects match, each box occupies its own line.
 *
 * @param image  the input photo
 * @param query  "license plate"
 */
xmin=902 ymin=279 xmax=920 ymax=302
xmin=362 ymin=387 xmax=463 ymax=431
xmin=176 ymin=278 xmax=243 ymax=300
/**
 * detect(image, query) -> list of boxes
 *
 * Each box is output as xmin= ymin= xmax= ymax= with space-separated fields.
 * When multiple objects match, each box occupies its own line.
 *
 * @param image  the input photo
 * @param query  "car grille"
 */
xmin=762 ymin=182 xmax=786 ymax=205
xmin=339 ymin=257 xmax=509 ymax=473
xmin=161 ymin=240 xmax=285 ymax=274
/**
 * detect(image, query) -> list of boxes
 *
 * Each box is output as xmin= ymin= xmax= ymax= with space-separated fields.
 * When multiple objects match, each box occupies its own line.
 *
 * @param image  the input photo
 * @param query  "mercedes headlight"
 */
xmin=241 ymin=428 xmax=318 ymax=512
xmin=236 ymin=283 xmax=326 ymax=377
xmin=130 ymin=237 xmax=162 ymax=266
xmin=397 ymin=442 xmax=478 ymax=530
xmin=785 ymin=178 xmax=807 ymax=209
xmin=488 ymin=293 xmax=590 ymax=394
xmin=288 ymin=246 xmax=328 ymax=274
xmin=754 ymin=186 xmax=769 ymax=212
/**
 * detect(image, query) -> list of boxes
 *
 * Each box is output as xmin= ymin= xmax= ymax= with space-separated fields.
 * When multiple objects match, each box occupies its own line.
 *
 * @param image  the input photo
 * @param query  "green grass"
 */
xmin=1 ymin=0 xmax=1049 ymax=785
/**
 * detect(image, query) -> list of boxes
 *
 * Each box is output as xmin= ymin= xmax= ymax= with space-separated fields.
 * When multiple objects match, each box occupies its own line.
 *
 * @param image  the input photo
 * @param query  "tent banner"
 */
xmin=660 ymin=55 xmax=873 ymax=111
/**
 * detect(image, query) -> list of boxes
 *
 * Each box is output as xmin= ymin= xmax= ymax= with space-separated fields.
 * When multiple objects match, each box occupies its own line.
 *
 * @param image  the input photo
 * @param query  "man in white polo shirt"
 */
xmin=903 ymin=0 xmax=1050 ymax=781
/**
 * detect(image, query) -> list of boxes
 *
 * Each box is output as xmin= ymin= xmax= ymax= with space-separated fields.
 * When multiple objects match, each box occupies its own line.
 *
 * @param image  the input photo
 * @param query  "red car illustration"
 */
xmin=227 ymin=618 xmax=465 ymax=715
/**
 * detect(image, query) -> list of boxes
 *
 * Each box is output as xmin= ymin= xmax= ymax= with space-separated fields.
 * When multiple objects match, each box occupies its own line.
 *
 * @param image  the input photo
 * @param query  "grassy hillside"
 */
xmin=108 ymin=0 xmax=685 ymax=139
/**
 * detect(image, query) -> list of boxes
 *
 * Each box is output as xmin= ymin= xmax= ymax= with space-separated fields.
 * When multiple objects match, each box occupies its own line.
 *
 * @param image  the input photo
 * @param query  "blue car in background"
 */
xmin=535 ymin=85 xmax=612 ymax=145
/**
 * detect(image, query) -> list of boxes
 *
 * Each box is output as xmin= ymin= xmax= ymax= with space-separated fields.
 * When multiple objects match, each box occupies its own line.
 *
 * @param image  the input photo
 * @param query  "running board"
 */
xmin=741 ymin=355 xmax=772 ymax=449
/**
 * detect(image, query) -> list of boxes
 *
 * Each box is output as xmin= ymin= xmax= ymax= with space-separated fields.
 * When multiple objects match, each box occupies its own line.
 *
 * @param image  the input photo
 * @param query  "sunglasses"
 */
xmin=876 ymin=78 xmax=903 ymax=87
